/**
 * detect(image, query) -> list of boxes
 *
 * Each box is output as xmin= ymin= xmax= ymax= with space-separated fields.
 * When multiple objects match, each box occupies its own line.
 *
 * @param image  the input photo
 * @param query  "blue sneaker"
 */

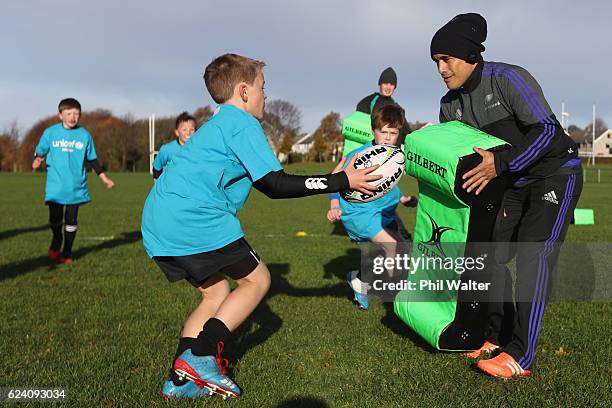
xmin=174 ymin=342 xmax=241 ymax=399
xmin=160 ymin=379 xmax=212 ymax=399
xmin=346 ymin=270 xmax=370 ymax=310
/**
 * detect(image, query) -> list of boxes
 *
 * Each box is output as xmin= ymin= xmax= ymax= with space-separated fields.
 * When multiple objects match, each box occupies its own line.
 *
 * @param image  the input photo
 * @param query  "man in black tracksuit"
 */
xmin=430 ymin=13 xmax=582 ymax=378
xmin=356 ymin=67 xmax=411 ymax=143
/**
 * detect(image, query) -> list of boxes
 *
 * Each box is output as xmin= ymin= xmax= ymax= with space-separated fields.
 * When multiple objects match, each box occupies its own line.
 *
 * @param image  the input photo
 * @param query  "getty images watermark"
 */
xmin=358 ymin=242 xmax=612 ymax=303
xmin=371 ymin=252 xmax=490 ymax=292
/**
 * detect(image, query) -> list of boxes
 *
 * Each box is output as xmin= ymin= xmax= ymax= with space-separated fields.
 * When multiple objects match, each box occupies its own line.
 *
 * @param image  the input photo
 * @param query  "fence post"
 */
xmin=598 ymin=168 xmax=601 ymax=184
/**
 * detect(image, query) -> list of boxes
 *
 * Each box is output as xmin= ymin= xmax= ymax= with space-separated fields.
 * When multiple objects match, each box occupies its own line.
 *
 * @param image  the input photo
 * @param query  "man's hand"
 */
xmin=32 ymin=156 xmax=44 ymax=170
xmin=400 ymin=195 xmax=418 ymax=207
xmin=461 ymin=147 xmax=497 ymax=195
xmin=99 ymin=173 xmax=115 ymax=189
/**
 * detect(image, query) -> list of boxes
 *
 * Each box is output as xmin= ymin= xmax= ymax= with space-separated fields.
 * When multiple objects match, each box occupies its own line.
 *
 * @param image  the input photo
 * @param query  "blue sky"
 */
xmin=1 ymin=0 xmax=610 ymax=135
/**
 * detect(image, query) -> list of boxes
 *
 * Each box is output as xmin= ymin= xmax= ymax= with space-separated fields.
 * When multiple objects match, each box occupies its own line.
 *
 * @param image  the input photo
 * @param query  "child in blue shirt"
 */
xmin=327 ymin=104 xmax=417 ymax=309
xmin=152 ymin=112 xmax=197 ymax=179
xmin=32 ymin=98 xmax=114 ymax=263
xmin=141 ymin=53 xmax=380 ymax=399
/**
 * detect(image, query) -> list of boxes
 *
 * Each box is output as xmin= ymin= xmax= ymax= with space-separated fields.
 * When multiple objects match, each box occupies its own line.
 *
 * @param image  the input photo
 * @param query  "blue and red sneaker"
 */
xmin=173 ymin=342 xmax=241 ymax=399
xmin=160 ymin=379 xmax=212 ymax=399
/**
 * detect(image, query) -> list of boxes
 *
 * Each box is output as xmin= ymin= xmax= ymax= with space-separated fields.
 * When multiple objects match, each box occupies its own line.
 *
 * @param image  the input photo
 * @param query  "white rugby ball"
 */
xmin=341 ymin=144 xmax=405 ymax=203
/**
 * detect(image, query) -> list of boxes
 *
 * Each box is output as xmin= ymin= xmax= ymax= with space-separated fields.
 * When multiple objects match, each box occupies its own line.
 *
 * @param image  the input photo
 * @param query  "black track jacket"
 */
xmin=439 ymin=61 xmax=578 ymax=185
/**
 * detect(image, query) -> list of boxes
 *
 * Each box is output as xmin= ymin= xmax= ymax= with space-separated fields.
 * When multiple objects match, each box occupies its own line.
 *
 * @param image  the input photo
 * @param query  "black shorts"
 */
xmin=153 ymin=238 xmax=261 ymax=288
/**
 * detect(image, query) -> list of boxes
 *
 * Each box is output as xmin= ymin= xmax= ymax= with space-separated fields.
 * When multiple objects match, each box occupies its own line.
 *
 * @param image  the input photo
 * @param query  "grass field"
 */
xmin=1 ymin=164 xmax=611 ymax=407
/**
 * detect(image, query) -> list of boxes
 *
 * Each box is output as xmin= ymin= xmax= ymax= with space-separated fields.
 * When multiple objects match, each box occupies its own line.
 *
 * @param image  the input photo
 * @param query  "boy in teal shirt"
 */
xmin=327 ymin=104 xmax=417 ymax=309
xmin=152 ymin=112 xmax=196 ymax=179
xmin=141 ymin=53 xmax=380 ymax=399
xmin=32 ymin=98 xmax=114 ymax=263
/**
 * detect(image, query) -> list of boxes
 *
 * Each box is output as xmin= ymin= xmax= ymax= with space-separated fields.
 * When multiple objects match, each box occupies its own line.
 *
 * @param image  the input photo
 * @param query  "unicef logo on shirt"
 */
xmin=52 ymin=139 xmax=84 ymax=152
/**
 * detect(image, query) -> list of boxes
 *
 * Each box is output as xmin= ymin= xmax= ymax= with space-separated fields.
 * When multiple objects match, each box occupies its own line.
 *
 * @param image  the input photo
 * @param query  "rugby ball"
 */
xmin=341 ymin=144 xmax=405 ymax=203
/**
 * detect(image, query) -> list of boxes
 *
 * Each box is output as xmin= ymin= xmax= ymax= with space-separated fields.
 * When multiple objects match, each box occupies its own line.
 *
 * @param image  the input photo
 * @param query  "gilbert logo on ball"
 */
xmin=341 ymin=144 xmax=405 ymax=203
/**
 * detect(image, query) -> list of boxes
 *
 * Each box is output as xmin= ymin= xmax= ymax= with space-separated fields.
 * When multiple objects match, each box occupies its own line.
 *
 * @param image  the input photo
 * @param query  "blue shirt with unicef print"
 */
xmin=34 ymin=123 xmax=98 ymax=205
xmin=141 ymin=104 xmax=283 ymax=257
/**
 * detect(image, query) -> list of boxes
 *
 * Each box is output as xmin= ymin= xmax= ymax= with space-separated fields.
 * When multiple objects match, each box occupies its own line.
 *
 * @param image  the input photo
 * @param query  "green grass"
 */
xmin=0 ymin=165 xmax=611 ymax=407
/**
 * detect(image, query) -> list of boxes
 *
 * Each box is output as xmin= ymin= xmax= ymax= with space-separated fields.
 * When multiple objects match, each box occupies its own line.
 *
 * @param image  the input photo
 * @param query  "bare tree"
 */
xmin=261 ymin=99 xmax=302 ymax=150
xmin=266 ymin=99 xmax=301 ymax=134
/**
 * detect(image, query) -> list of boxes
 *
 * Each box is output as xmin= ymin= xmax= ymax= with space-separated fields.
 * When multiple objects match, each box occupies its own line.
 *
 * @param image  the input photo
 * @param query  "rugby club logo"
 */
xmin=305 ymin=178 xmax=328 ymax=190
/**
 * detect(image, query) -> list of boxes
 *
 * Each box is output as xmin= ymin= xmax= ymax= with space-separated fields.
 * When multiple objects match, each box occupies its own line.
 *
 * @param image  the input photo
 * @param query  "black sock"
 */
xmin=50 ymin=224 xmax=62 ymax=250
xmin=170 ymin=337 xmax=197 ymax=386
xmin=191 ymin=318 xmax=232 ymax=357
xmin=62 ymin=227 xmax=77 ymax=258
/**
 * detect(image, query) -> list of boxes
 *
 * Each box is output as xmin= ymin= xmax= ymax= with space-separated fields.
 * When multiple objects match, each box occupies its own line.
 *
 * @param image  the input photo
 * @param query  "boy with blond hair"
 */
xmin=141 ymin=53 xmax=380 ymax=399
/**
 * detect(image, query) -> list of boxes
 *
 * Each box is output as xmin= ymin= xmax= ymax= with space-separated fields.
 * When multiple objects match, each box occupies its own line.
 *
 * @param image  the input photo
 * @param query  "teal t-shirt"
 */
xmin=153 ymin=139 xmax=182 ymax=171
xmin=339 ymin=142 xmax=401 ymax=242
xmin=141 ymin=104 xmax=283 ymax=257
xmin=34 ymin=123 xmax=98 ymax=205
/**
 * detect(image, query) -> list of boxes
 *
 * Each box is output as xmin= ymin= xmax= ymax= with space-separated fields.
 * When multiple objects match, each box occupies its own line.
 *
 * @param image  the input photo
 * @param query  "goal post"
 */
xmin=148 ymin=114 xmax=158 ymax=175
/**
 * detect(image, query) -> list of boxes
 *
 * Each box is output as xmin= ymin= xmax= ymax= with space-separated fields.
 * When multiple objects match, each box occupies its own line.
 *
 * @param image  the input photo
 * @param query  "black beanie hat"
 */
xmin=430 ymin=13 xmax=487 ymax=63
xmin=378 ymin=67 xmax=397 ymax=86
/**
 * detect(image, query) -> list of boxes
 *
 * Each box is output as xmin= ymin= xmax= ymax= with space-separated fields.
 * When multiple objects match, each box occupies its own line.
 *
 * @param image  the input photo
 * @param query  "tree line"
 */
xmin=0 ymin=100 xmax=352 ymax=172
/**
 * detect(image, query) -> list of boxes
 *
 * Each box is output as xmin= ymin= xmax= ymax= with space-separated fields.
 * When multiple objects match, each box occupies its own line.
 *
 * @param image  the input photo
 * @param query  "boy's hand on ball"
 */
xmin=344 ymin=154 xmax=381 ymax=195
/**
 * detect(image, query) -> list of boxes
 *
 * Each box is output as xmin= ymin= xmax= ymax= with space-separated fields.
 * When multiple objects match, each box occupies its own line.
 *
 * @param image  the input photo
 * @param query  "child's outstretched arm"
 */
xmin=253 ymin=155 xmax=380 ymax=199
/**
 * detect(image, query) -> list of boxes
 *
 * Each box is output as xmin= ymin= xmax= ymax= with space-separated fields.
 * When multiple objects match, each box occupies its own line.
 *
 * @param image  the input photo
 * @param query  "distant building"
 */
xmin=291 ymin=133 xmax=314 ymax=155
xmin=577 ymin=129 xmax=612 ymax=158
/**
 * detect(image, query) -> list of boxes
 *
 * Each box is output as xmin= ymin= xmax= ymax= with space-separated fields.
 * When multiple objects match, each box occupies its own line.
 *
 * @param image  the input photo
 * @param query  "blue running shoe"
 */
xmin=174 ymin=342 xmax=241 ymax=399
xmin=160 ymin=379 xmax=212 ymax=399
xmin=346 ymin=270 xmax=370 ymax=310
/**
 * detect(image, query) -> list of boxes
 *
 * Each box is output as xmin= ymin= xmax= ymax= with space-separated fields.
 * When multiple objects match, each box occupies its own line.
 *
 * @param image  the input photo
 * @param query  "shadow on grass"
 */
xmin=329 ymin=222 xmax=347 ymax=237
xmin=0 ymin=230 xmax=141 ymax=282
xmin=322 ymin=247 xmax=361 ymax=280
xmin=230 ymin=263 xmax=348 ymax=363
xmin=0 ymin=224 xmax=49 ymax=241
xmin=379 ymin=303 xmax=438 ymax=354
xmin=275 ymin=396 xmax=330 ymax=407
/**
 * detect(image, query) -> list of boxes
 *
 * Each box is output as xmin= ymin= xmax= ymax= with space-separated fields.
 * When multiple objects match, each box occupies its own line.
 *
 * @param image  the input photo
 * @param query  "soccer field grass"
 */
xmin=1 ymin=165 xmax=610 ymax=407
